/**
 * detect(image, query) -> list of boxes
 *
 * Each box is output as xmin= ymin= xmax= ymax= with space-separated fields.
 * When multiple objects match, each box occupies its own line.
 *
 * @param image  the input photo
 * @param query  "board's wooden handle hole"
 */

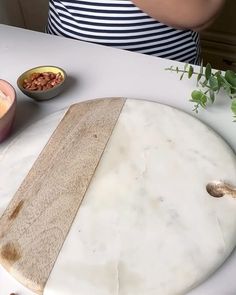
xmin=206 ymin=181 xmax=236 ymax=199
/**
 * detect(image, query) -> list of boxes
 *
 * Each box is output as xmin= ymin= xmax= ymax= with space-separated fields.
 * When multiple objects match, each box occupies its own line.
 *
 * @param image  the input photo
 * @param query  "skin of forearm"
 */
xmin=191 ymin=18 xmax=216 ymax=32
xmin=131 ymin=0 xmax=225 ymax=30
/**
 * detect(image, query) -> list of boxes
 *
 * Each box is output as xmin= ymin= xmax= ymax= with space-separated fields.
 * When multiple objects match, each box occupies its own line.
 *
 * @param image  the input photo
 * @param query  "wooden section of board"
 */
xmin=0 ymin=97 xmax=126 ymax=294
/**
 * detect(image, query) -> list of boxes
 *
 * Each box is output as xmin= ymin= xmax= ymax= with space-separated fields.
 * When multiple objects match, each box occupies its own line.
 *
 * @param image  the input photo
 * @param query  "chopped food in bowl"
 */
xmin=17 ymin=65 xmax=66 ymax=101
xmin=23 ymin=71 xmax=64 ymax=91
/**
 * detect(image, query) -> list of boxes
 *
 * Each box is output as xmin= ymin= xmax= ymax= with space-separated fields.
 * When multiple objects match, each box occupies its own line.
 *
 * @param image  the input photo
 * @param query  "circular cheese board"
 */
xmin=0 ymin=98 xmax=236 ymax=295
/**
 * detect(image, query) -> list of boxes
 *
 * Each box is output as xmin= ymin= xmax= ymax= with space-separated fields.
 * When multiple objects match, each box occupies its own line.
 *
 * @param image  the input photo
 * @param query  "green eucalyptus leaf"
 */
xmin=200 ymin=60 xmax=204 ymax=75
xmin=199 ymin=96 xmax=207 ymax=108
xmin=225 ymin=70 xmax=236 ymax=87
xmin=188 ymin=65 xmax=194 ymax=79
xmin=209 ymin=89 xmax=215 ymax=103
xmin=191 ymin=90 xmax=207 ymax=108
xmin=197 ymin=73 xmax=202 ymax=84
xmin=231 ymin=98 xmax=236 ymax=115
xmin=209 ymin=76 xmax=219 ymax=91
xmin=215 ymin=72 xmax=223 ymax=88
xmin=205 ymin=63 xmax=212 ymax=80
xmin=191 ymin=90 xmax=203 ymax=101
xmin=218 ymin=75 xmax=235 ymax=97
xmin=220 ymin=75 xmax=234 ymax=87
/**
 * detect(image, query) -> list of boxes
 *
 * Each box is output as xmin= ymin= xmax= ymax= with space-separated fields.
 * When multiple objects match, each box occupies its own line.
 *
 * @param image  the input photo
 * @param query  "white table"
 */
xmin=0 ymin=24 xmax=235 ymax=295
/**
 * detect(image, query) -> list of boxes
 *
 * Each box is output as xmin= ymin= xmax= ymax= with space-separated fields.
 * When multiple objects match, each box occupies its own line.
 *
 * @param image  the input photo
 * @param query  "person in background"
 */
xmin=46 ymin=0 xmax=225 ymax=65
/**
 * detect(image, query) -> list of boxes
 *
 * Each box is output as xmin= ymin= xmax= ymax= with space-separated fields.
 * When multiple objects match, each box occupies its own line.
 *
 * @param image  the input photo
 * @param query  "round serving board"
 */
xmin=0 ymin=98 xmax=236 ymax=295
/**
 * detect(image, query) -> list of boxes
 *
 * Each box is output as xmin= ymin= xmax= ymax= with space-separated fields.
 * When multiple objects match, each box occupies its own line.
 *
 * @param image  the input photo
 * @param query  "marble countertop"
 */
xmin=0 ymin=24 xmax=236 ymax=295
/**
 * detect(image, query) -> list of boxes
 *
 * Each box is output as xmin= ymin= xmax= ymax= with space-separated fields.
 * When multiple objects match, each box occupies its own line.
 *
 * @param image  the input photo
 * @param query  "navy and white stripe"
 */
xmin=46 ymin=0 xmax=200 ymax=64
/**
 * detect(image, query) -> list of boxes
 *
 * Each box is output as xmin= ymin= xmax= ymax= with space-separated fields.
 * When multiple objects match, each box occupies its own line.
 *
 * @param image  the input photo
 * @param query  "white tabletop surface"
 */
xmin=0 ymin=24 xmax=236 ymax=295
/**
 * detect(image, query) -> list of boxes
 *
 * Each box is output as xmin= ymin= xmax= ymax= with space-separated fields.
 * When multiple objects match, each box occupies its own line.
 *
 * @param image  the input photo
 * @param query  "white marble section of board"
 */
xmin=44 ymin=99 xmax=236 ymax=295
xmin=0 ymin=110 xmax=66 ymax=217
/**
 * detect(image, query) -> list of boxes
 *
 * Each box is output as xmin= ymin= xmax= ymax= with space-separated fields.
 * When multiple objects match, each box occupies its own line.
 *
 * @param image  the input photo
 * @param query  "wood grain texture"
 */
xmin=0 ymin=97 xmax=126 ymax=294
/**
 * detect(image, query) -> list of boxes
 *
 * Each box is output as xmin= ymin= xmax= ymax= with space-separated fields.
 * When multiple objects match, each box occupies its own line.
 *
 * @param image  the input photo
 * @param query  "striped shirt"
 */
xmin=46 ymin=0 xmax=200 ymax=64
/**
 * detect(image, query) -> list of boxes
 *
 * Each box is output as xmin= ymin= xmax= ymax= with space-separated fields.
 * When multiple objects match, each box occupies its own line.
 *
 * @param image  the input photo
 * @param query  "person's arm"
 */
xmin=131 ymin=0 xmax=225 ymax=31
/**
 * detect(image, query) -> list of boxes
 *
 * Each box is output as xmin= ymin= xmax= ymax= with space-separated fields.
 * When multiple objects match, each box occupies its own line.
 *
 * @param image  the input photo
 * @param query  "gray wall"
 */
xmin=0 ymin=0 xmax=49 ymax=32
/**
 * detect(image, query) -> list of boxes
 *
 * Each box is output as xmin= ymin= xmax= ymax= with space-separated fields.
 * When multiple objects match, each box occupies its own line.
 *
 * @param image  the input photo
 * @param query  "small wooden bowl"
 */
xmin=17 ymin=65 xmax=67 ymax=101
xmin=0 ymin=79 xmax=17 ymax=143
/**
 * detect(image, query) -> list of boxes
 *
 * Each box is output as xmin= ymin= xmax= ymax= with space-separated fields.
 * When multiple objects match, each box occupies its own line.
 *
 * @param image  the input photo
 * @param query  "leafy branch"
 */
xmin=166 ymin=62 xmax=236 ymax=121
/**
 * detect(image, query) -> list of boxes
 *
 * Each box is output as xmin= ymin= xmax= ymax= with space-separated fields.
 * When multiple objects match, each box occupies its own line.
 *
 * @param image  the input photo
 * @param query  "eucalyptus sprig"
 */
xmin=166 ymin=62 xmax=236 ymax=121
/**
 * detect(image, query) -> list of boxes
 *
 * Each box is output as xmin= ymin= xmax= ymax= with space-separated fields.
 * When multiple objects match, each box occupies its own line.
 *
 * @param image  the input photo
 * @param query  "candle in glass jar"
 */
xmin=0 ymin=90 xmax=10 ymax=118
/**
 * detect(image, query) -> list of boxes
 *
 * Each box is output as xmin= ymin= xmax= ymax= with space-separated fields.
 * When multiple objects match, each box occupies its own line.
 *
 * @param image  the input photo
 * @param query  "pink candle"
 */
xmin=0 ymin=90 xmax=11 ymax=118
xmin=0 ymin=80 xmax=16 ymax=143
